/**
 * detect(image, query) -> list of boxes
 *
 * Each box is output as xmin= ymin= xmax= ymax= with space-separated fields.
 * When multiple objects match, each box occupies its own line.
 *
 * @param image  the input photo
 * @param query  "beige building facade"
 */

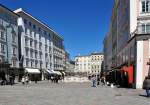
xmin=75 ymin=53 xmax=104 ymax=75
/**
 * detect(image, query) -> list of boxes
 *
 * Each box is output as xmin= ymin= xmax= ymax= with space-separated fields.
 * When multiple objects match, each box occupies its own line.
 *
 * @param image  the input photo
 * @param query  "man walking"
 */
xmin=143 ymin=76 xmax=150 ymax=97
xmin=91 ymin=75 xmax=96 ymax=87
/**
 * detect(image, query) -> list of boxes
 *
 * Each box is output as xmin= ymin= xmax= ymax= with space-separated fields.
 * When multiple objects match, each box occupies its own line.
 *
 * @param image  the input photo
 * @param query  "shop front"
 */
xmin=25 ymin=68 xmax=41 ymax=81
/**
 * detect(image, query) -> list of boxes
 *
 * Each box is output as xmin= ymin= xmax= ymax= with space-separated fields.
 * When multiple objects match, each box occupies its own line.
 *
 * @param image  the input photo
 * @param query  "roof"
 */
xmin=75 ymin=55 xmax=90 ymax=57
xmin=14 ymin=8 xmax=64 ymax=40
xmin=91 ymin=52 xmax=103 ymax=55
xmin=0 ymin=4 xmax=19 ymax=17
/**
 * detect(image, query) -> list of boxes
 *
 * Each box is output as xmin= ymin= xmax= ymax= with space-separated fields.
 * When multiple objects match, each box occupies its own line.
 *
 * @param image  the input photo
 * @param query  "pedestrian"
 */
xmin=101 ymin=76 xmax=106 ymax=86
xmin=25 ymin=75 xmax=29 ymax=85
xmin=1 ymin=71 xmax=6 ymax=85
xmin=21 ymin=76 xmax=25 ymax=85
xmin=143 ymin=76 xmax=150 ymax=97
xmin=35 ymin=75 xmax=38 ymax=84
xmin=9 ymin=75 xmax=13 ymax=86
xmin=91 ymin=75 xmax=96 ymax=87
xmin=97 ymin=75 xmax=100 ymax=86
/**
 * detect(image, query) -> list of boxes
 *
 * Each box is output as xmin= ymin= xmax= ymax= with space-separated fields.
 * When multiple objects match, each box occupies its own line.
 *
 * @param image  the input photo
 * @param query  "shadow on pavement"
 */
xmin=139 ymin=94 xmax=148 ymax=97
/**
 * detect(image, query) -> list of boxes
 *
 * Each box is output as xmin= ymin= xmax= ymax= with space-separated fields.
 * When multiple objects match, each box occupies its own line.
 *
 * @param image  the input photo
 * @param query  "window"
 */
xmin=25 ymin=49 xmax=29 ymax=57
xmin=13 ymin=47 xmax=16 ymax=55
xmin=33 ymin=24 xmax=36 ymax=29
xmin=35 ymin=52 xmax=37 ymax=58
xmin=30 ymin=40 xmax=33 ymax=47
xmin=30 ymin=31 xmax=32 ymax=37
xmin=141 ymin=23 xmax=150 ymax=33
xmin=142 ymin=1 xmax=146 ymax=12
xmin=24 ymin=19 xmax=27 ymax=24
xmin=34 ymin=32 xmax=36 ymax=38
xmin=40 ymin=62 xmax=42 ymax=68
xmin=38 ymin=27 xmax=41 ymax=32
xmin=39 ymin=53 xmax=42 ymax=59
xmin=142 ymin=24 xmax=145 ymax=33
xmin=39 ymin=43 xmax=42 ymax=50
xmin=25 ymin=38 xmax=28 ymax=46
xmin=35 ymin=62 xmax=38 ymax=68
xmin=31 ymin=61 xmax=33 ymax=67
xmin=39 ymin=35 xmax=41 ymax=41
xmin=26 ymin=60 xmax=29 ymax=67
xmin=29 ymin=22 xmax=32 ymax=26
xmin=146 ymin=24 xmax=150 ymax=33
xmin=0 ymin=44 xmax=5 ymax=53
xmin=34 ymin=42 xmax=37 ymax=49
xmin=30 ymin=51 xmax=33 ymax=58
xmin=45 ymin=45 xmax=47 ymax=51
xmin=46 ymin=62 xmax=48 ymax=68
xmin=49 ymin=47 xmax=51 ymax=53
xmin=142 ymin=1 xmax=150 ymax=13
xmin=0 ymin=30 xmax=5 ymax=40
xmin=25 ymin=28 xmax=27 ymax=34
xmin=44 ymin=30 xmax=47 ymax=35
xmin=12 ymin=34 xmax=16 ymax=43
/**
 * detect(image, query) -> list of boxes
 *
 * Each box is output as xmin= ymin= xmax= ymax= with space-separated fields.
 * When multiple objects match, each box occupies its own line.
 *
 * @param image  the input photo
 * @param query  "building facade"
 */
xmin=75 ymin=53 xmax=104 ymax=75
xmin=13 ymin=8 xmax=65 ymax=79
xmin=0 ymin=5 xmax=19 ymax=74
xmin=75 ymin=55 xmax=90 ymax=73
xmin=103 ymin=0 xmax=150 ymax=88
xmin=90 ymin=53 xmax=104 ymax=75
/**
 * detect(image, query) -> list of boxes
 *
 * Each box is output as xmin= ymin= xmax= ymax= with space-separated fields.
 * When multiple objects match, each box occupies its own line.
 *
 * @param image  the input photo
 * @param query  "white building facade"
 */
xmin=0 ymin=5 xmax=19 ymax=73
xmin=14 ymin=8 xmax=65 ymax=79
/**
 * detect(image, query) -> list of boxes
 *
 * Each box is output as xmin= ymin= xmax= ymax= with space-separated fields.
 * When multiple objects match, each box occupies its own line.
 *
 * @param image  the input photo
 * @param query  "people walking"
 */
xmin=143 ymin=76 xmax=150 ymax=97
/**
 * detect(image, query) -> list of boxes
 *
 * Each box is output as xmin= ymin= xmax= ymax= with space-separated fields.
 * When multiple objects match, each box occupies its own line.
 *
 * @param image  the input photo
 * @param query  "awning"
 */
xmin=46 ymin=69 xmax=55 ymax=74
xmin=46 ymin=69 xmax=62 ymax=75
xmin=62 ymin=72 xmax=65 ymax=75
xmin=25 ymin=68 xmax=40 ymax=74
xmin=121 ymin=65 xmax=134 ymax=84
xmin=53 ymin=71 xmax=62 ymax=75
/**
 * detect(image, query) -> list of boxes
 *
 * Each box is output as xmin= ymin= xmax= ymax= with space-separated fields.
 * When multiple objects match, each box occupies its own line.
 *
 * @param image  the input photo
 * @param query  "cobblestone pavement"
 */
xmin=0 ymin=81 xmax=149 ymax=105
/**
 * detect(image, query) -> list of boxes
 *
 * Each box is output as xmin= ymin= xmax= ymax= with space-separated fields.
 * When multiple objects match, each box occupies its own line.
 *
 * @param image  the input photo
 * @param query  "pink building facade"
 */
xmin=104 ymin=0 xmax=150 ymax=88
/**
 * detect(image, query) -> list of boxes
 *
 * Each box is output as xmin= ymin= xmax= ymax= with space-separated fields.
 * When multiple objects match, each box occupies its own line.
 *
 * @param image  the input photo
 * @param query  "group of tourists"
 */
xmin=21 ymin=75 xmax=29 ymax=85
xmin=49 ymin=75 xmax=61 ymax=83
xmin=91 ymin=75 xmax=106 ymax=87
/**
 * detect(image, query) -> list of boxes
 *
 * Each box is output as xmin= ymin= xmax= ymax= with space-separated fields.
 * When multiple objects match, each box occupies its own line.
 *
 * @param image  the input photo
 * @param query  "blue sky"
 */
xmin=1 ymin=0 xmax=114 ymax=59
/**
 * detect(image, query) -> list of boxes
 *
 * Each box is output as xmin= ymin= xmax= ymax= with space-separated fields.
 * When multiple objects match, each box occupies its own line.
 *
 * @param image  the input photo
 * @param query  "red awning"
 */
xmin=121 ymin=66 xmax=134 ymax=84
